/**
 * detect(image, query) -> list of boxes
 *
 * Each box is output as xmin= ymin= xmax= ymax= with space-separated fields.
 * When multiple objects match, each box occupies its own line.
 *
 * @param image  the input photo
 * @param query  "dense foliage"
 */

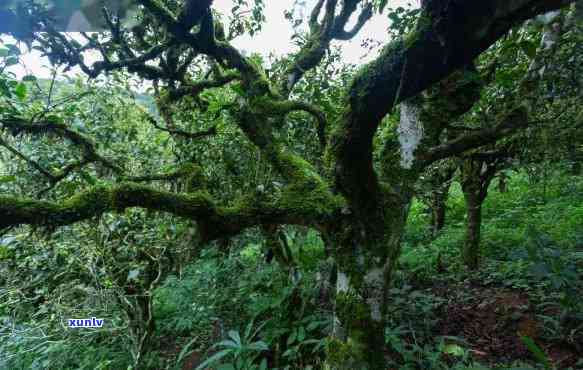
xmin=0 ymin=0 xmax=581 ymax=369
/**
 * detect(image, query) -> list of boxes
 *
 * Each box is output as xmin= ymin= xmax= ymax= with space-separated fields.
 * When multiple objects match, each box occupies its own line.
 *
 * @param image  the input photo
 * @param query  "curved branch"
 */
xmin=329 ymin=0 xmax=574 ymax=212
xmin=0 ymin=117 xmax=122 ymax=173
xmin=0 ymin=181 xmax=344 ymax=241
xmin=416 ymin=108 xmax=529 ymax=165
xmin=278 ymin=100 xmax=328 ymax=148
xmin=280 ymin=0 xmax=373 ymax=95
xmin=0 ymin=136 xmax=55 ymax=180
xmin=168 ymin=71 xmax=239 ymax=101
xmin=143 ymin=110 xmax=218 ymax=140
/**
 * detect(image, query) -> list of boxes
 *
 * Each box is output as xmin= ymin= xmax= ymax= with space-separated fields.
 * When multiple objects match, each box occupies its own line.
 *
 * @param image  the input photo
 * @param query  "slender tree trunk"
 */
xmin=430 ymin=182 xmax=451 ymax=238
xmin=462 ymin=192 xmax=482 ymax=270
xmin=568 ymin=144 xmax=582 ymax=175
xmin=498 ymin=173 xmax=508 ymax=193
xmin=460 ymin=158 xmax=496 ymax=270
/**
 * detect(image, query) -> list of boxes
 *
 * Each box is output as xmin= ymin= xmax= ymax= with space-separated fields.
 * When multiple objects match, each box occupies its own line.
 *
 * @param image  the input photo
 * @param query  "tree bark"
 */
xmin=430 ymin=181 xmax=451 ymax=238
xmin=325 ymin=196 xmax=410 ymax=369
xmin=462 ymin=191 xmax=483 ymax=270
xmin=460 ymin=158 xmax=498 ymax=269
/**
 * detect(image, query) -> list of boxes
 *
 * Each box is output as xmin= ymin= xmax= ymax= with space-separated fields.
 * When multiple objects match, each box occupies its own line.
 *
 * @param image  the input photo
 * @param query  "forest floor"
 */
xmin=428 ymin=279 xmax=581 ymax=369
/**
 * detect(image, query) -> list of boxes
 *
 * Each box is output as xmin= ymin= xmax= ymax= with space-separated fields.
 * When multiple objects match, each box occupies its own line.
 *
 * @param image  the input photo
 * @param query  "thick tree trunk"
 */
xmin=325 ymin=201 xmax=409 ymax=369
xmin=462 ymin=192 xmax=483 ymax=270
xmin=327 ymin=247 xmax=393 ymax=369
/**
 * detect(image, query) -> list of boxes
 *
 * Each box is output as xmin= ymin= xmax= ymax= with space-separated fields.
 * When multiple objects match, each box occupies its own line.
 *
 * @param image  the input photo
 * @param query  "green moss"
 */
xmin=327 ymin=291 xmax=387 ymax=369
xmin=326 ymin=337 xmax=366 ymax=370
xmin=404 ymin=12 xmax=432 ymax=49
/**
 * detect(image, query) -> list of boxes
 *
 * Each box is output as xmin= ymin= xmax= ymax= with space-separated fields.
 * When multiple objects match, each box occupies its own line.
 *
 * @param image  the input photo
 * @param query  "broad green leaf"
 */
xmin=215 ymin=339 xmax=238 ymax=349
xmin=258 ymin=359 xmax=267 ymax=370
xmin=4 ymin=56 xmax=18 ymax=66
xmin=14 ymin=82 xmax=27 ymax=100
xmin=442 ymin=343 xmax=465 ymax=357
xmin=194 ymin=349 xmax=232 ymax=370
xmin=228 ymin=330 xmax=241 ymax=346
xmin=287 ymin=330 xmax=297 ymax=346
xmin=176 ymin=336 xmax=199 ymax=365
xmin=247 ymin=341 xmax=268 ymax=351
xmin=520 ymin=336 xmax=550 ymax=369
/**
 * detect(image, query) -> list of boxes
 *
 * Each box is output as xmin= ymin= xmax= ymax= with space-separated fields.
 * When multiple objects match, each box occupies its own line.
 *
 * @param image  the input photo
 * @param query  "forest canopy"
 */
xmin=0 ymin=0 xmax=582 ymax=369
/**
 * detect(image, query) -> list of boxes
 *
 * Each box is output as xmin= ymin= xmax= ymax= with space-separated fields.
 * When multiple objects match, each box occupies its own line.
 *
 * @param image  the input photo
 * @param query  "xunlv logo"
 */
xmin=68 ymin=317 xmax=104 ymax=328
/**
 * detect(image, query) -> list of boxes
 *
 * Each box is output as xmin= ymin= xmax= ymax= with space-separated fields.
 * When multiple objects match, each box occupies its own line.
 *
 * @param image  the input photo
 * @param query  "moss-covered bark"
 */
xmin=322 ymin=186 xmax=411 ymax=369
xmin=0 ymin=182 xmax=342 ymax=241
xmin=460 ymin=158 xmax=498 ymax=269
xmin=462 ymin=190 xmax=483 ymax=270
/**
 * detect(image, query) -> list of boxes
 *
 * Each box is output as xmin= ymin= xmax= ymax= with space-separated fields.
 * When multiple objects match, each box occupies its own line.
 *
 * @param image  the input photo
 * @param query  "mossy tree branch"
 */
xmin=328 ymin=0 xmax=574 ymax=217
xmin=280 ymin=0 xmax=373 ymax=96
xmin=0 ymin=181 xmax=344 ymax=241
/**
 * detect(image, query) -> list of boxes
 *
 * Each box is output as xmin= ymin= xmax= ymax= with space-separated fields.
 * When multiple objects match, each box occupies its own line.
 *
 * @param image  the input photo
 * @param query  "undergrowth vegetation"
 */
xmin=2 ymin=169 xmax=581 ymax=369
xmin=1 ymin=0 xmax=582 ymax=369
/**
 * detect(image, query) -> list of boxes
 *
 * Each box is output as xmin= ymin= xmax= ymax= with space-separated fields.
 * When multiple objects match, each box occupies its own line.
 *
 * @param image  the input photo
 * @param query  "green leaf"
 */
xmin=195 ymin=349 xmax=232 ymax=370
xmin=247 ymin=341 xmax=268 ymax=351
xmin=22 ymin=75 xmax=37 ymax=82
xmin=378 ymin=0 xmax=388 ymax=13
xmin=0 ymin=47 xmax=9 ymax=57
xmin=520 ymin=336 xmax=550 ymax=369
xmin=442 ymin=343 xmax=465 ymax=357
xmin=176 ymin=336 xmax=199 ymax=365
xmin=216 ymin=339 xmax=238 ymax=349
xmin=287 ymin=330 xmax=297 ymax=346
xmin=228 ymin=330 xmax=241 ymax=346
xmin=4 ymin=56 xmax=18 ymax=66
xmin=14 ymin=82 xmax=27 ymax=100
xmin=0 ymin=175 xmax=16 ymax=184
xmin=298 ymin=326 xmax=305 ymax=342
xmin=216 ymin=364 xmax=235 ymax=370
xmin=519 ymin=40 xmax=538 ymax=59
xmin=258 ymin=359 xmax=267 ymax=370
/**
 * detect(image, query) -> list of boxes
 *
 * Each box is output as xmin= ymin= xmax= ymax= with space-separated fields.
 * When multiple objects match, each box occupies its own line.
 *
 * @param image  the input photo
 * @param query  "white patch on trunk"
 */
xmin=541 ymin=26 xmax=560 ymax=51
xmin=333 ymin=271 xmax=350 ymax=338
xmin=526 ymin=10 xmax=563 ymax=78
xmin=336 ymin=271 xmax=350 ymax=293
xmin=364 ymin=267 xmax=385 ymax=322
xmin=398 ymin=101 xmax=424 ymax=169
xmin=538 ymin=10 xmax=561 ymax=26
xmin=536 ymin=11 xmax=561 ymax=51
